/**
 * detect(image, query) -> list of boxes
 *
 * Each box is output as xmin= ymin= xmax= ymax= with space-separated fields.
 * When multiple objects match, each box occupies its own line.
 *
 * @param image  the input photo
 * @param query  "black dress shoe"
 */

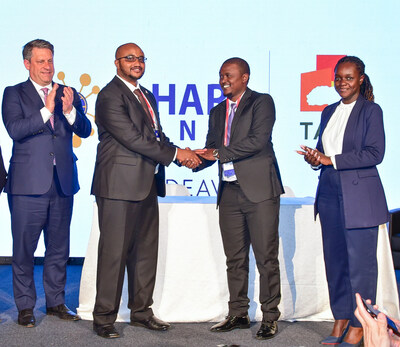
xmin=18 ymin=309 xmax=35 ymax=327
xmin=210 ymin=315 xmax=250 ymax=332
xmin=46 ymin=304 xmax=81 ymax=321
xmin=256 ymin=321 xmax=278 ymax=340
xmin=93 ymin=323 xmax=120 ymax=338
xmin=130 ymin=315 xmax=171 ymax=331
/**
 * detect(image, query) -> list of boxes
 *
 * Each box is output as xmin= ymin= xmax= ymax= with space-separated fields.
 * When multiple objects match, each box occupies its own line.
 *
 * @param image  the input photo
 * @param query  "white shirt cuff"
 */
xmin=64 ymin=106 xmax=77 ymax=125
xmin=41 ymin=106 xmax=76 ymax=126
xmin=331 ymin=155 xmax=337 ymax=169
xmin=40 ymin=107 xmax=52 ymax=123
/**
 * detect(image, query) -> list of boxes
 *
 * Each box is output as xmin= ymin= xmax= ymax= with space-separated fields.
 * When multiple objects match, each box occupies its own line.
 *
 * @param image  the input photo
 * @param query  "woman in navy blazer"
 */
xmin=298 ymin=56 xmax=389 ymax=346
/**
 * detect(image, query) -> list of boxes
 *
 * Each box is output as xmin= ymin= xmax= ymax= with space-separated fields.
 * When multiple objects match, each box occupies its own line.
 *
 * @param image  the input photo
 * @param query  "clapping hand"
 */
xmin=45 ymin=83 xmax=58 ymax=114
xmin=61 ymin=86 xmax=74 ymax=114
xmin=296 ymin=145 xmax=332 ymax=166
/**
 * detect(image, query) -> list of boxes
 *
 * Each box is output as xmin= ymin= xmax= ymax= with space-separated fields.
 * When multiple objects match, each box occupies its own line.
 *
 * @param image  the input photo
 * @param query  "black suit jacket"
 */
xmin=91 ymin=76 xmax=176 ymax=201
xmin=196 ymin=88 xmax=284 ymax=204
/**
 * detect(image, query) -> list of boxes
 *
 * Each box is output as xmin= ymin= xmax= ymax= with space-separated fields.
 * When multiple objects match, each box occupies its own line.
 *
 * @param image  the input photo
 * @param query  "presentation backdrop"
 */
xmin=0 ymin=0 xmax=399 ymax=256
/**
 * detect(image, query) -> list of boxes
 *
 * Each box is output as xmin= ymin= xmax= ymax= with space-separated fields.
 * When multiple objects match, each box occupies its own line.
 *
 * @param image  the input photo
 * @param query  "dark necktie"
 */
xmin=134 ymin=89 xmax=154 ymax=127
xmin=226 ymin=103 xmax=237 ymax=145
xmin=41 ymin=87 xmax=54 ymax=129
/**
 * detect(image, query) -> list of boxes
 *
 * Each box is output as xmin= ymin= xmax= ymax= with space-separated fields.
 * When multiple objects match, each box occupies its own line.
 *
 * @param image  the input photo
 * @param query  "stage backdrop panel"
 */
xmin=1 ymin=0 xmax=400 ymax=257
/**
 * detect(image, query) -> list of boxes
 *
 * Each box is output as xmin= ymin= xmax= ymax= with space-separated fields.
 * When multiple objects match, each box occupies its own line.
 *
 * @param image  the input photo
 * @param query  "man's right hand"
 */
xmin=45 ymin=83 xmax=59 ymax=114
xmin=176 ymin=148 xmax=202 ymax=169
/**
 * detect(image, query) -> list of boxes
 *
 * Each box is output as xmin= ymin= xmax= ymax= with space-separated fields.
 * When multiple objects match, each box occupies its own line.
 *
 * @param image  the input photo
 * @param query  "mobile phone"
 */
xmin=362 ymin=298 xmax=400 ymax=337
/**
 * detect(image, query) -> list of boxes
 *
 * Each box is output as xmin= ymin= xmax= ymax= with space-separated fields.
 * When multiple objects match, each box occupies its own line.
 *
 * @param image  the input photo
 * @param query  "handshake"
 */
xmin=176 ymin=148 xmax=218 ymax=169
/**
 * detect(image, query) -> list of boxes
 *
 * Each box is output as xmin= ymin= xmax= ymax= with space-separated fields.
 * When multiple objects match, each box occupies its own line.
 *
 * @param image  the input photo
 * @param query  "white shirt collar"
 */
xmin=116 ymin=75 xmax=141 ymax=94
xmin=338 ymin=99 xmax=357 ymax=109
xmin=30 ymin=78 xmax=52 ymax=94
xmin=228 ymin=90 xmax=246 ymax=106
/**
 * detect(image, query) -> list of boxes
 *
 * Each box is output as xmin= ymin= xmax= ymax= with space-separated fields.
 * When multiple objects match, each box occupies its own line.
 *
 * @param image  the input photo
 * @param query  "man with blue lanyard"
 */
xmin=195 ymin=57 xmax=283 ymax=340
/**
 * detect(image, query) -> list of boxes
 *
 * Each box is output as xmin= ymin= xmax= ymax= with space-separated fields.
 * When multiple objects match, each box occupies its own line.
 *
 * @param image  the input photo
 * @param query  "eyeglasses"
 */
xmin=116 ymin=55 xmax=147 ymax=63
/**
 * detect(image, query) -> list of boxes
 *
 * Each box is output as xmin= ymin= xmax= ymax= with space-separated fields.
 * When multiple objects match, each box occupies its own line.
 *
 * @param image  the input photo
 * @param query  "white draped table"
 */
xmin=77 ymin=197 xmax=399 ymax=322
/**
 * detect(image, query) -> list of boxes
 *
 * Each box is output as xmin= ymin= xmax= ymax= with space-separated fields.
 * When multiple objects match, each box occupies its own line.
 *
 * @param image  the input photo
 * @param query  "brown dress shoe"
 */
xmin=210 ymin=315 xmax=250 ymax=332
xmin=256 ymin=321 xmax=278 ymax=340
xmin=46 ymin=304 xmax=81 ymax=321
xmin=93 ymin=323 xmax=120 ymax=338
xmin=18 ymin=309 xmax=35 ymax=327
xmin=130 ymin=315 xmax=171 ymax=331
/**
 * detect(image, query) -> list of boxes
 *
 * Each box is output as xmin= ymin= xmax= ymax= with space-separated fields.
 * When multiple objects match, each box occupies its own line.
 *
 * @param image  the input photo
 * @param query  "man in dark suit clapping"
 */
xmin=2 ymin=39 xmax=91 ymax=328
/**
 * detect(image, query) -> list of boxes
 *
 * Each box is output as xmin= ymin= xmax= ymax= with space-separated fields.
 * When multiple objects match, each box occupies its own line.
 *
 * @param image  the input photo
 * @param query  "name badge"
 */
xmin=223 ymin=162 xmax=235 ymax=177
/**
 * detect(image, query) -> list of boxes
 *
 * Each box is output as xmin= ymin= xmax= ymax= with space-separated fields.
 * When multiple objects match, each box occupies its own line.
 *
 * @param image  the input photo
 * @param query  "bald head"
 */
xmin=115 ymin=43 xmax=143 ymax=60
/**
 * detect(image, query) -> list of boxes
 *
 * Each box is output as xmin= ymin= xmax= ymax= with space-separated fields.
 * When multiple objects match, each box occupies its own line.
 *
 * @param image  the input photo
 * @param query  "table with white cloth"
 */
xmin=77 ymin=197 xmax=399 ymax=322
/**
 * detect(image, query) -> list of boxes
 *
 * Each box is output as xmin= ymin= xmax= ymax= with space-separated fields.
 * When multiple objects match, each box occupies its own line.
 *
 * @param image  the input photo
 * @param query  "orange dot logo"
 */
xmin=57 ymin=71 xmax=99 ymax=147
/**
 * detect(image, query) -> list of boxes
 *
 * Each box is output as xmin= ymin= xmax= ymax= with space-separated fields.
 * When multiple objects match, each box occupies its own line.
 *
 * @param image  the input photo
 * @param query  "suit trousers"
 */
xmin=317 ymin=166 xmax=378 ymax=328
xmin=93 ymin=180 xmax=159 ymax=326
xmin=219 ymin=182 xmax=281 ymax=321
xmin=8 ymin=167 xmax=73 ymax=311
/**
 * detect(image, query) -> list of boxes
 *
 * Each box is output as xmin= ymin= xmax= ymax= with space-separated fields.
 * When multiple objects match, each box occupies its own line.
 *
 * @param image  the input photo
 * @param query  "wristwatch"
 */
xmin=212 ymin=149 xmax=219 ymax=160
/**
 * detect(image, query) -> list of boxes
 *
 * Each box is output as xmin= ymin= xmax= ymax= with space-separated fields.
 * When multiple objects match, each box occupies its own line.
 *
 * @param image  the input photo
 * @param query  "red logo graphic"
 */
xmin=300 ymin=55 xmax=345 ymax=111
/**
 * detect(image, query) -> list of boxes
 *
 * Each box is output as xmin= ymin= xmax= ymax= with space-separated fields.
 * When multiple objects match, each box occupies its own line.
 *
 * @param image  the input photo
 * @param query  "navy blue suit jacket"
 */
xmin=315 ymin=95 xmax=389 ymax=229
xmin=2 ymin=79 xmax=91 ymax=196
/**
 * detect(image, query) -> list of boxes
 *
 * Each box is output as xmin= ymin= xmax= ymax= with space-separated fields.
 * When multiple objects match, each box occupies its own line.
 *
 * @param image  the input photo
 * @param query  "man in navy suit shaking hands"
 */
xmin=2 ymin=39 xmax=91 ymax=327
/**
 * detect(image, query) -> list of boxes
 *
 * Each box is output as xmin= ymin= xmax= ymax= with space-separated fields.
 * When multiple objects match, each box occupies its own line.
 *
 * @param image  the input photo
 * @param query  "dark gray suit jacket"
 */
xmin=91 ymin=76 xmax=176 ymax=201
xmin=196 ymin=88 xmax=284 ymax=205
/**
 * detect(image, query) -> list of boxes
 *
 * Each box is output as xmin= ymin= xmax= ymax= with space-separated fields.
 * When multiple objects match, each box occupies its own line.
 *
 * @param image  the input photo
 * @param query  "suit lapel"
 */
xmin=342 ymin=96 xmax=365 ymax=153
xmin=141 ymin=86 xmax=166 ymax=141
xmin=229 ymin=88 xmax=251 ymax=141
xmin=22 ymin=79 xmax=45 ymax=109
xmin=320 ymin=102 xmax=339 ymax=134
xmin=112 ymin=77 xmax=155 ymax=133
xmin=23 ymin=80 xmax=54 ymax=131
xmin=215 ymin=102 xmax=226 ymax=147
xmin=318 ymin=101 xmax=339 ymax=152
xmin=140 ymin=86 xmax=160 ymax=131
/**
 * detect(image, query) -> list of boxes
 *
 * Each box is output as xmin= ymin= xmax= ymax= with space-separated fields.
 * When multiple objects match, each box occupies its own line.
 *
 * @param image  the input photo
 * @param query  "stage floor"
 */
xmin=1 ymin=264 xmax=399 ymax=347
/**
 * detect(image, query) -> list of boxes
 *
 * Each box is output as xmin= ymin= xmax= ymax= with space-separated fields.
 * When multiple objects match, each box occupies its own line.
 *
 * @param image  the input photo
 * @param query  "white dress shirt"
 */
xmin=322 ymin=100 xmax=356 ymax=169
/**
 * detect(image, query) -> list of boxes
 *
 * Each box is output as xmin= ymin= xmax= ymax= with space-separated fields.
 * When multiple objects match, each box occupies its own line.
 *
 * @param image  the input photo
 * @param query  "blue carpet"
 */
xmin=0 ymin=265 xmax=82 ymax=314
